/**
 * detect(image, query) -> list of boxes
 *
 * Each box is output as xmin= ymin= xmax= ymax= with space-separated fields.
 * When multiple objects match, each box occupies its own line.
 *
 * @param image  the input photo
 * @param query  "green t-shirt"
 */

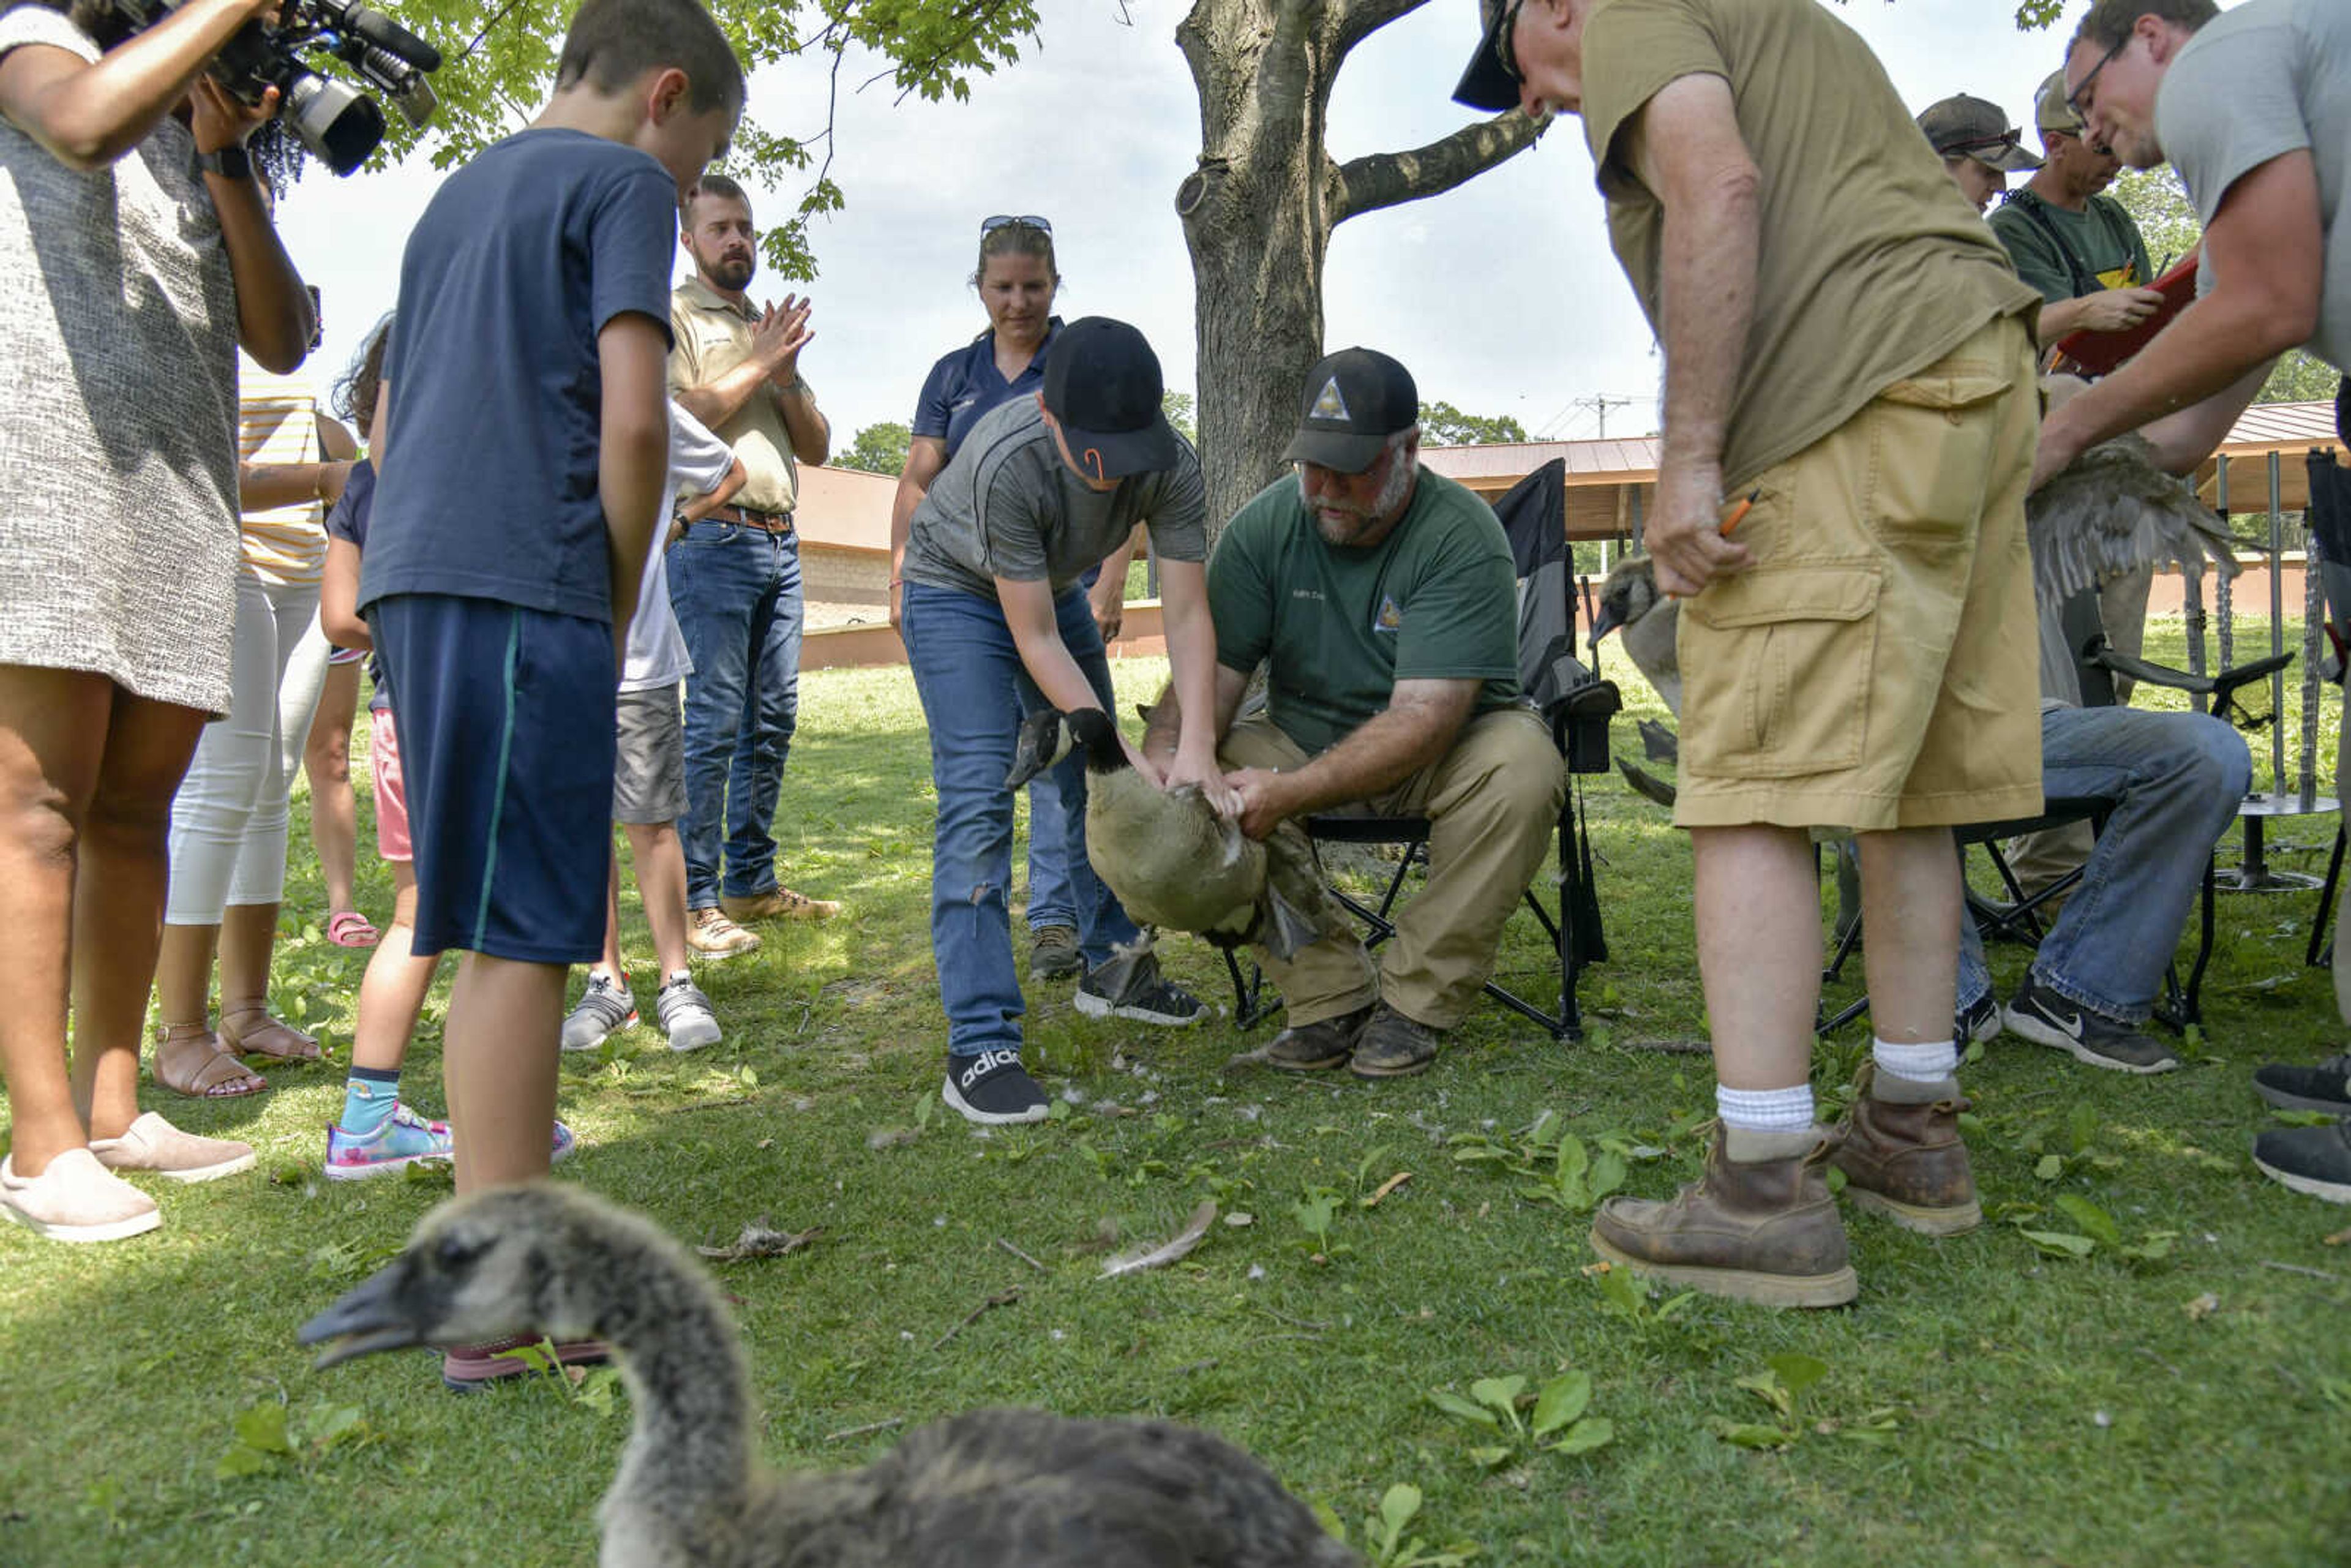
xmin=1207 ymin=469 xmax=1521 ymax=758
xmin=1577 ymin=0 xmax=2041 ymax=491
xmin=1987 ymin=189 xmax=2154 ymax=303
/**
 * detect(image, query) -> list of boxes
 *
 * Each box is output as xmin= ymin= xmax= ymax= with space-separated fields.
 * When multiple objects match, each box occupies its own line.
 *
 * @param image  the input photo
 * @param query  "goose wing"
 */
xmin=2027 ymin=432 xmax=2238 ymax=607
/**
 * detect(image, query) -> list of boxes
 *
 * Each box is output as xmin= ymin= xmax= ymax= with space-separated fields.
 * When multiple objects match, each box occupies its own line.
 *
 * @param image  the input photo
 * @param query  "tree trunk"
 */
xmin=1174 ymin=0 xmax=1547 ymax=535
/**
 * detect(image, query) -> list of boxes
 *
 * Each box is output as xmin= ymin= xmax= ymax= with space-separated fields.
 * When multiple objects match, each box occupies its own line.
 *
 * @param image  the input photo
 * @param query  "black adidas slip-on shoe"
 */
xmin=943 ymin=1049 xmax=1051 ymax=1125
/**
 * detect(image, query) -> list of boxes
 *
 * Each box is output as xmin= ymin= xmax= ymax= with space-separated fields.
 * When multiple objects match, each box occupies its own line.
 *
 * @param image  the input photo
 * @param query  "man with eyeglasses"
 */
xmin=1914 ymin=92 xmax=2042 ymax=216
xmin=1454 ymin=0 xmax=2044 ymax=1307
xmin=2032 ymin=0 xmax=2351 ymax=1207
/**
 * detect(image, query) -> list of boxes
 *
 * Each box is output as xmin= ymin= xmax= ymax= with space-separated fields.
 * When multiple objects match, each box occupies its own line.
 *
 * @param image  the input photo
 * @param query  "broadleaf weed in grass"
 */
xmin=1430 ymin=1369 xmax=1614 ymax=1467
xmin=215 ymin=1399 xmax=370 ymax=1480
xmin=1713 ymin=1353 xmax=1895 ymax=1450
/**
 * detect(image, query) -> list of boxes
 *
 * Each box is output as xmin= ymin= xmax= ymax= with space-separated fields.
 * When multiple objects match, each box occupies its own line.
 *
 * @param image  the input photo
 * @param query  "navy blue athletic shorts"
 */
xmin=367 ymin=593 xmax=615 ymax=963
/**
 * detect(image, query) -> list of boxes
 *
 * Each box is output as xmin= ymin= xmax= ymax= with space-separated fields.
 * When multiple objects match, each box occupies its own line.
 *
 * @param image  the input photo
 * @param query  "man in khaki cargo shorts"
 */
xmin=1457 ymin=0 xmax=2044 ymax=1306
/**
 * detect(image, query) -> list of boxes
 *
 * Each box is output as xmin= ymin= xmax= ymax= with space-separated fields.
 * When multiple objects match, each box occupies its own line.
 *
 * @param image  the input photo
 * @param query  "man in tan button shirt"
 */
xmin=667 ymin=173 xmax=839 ymax=954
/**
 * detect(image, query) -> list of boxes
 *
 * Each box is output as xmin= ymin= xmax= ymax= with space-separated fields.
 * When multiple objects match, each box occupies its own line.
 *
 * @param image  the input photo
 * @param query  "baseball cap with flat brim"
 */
xmin=1452 ymin=0 xmax=1520 ymax=114
xmin=1041 ymin=317 xmax=1179 ymax=482
xmin=1916 ymin=94 xmax=2042 ymax=171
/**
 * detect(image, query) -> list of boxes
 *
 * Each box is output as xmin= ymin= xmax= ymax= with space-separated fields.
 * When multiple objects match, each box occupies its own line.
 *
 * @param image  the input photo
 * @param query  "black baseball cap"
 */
xmin=1453 ymin=0 xmax=1520 ymax=114
xmin=1281 ymin=348 xmax=1419 ymax=475
xmin=1040 ymin=317 xmax=1178 ymax=481
xmin=1916 ymin=94 xmax=2042 ymax=171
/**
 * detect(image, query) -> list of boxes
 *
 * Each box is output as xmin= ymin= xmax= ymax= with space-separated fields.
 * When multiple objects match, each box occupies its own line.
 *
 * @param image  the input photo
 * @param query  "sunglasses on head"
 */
xmin=981 ymin=214 xmax=1052 ymax=236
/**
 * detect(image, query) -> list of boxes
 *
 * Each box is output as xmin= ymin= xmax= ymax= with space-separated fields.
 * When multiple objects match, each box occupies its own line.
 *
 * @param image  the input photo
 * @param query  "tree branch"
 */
xmin=1334 ymin=110 xmax=1548 ymax=225
xmin=1333 ymin=0 xmax=1431 ymax=59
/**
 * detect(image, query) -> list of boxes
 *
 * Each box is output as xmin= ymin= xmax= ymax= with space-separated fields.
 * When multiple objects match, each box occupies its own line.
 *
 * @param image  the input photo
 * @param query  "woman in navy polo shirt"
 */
xmin=888 ymin=217 xmax=1139 ymax=984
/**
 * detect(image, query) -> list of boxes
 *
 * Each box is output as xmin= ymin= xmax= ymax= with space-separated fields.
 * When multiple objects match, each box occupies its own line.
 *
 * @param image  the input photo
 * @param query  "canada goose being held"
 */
xmin=1590 ymin=554 xmax=1681 ymax=717
xmin=301 ymin=1185 xmax=1363 ymax=1568
xmin=1004 ymin=707 xmax=1337 ymax=960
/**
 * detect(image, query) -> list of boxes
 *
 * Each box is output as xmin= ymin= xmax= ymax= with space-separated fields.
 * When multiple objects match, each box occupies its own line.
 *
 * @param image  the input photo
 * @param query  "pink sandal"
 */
xmin=326 ymin=910 xmax=379 ymax=948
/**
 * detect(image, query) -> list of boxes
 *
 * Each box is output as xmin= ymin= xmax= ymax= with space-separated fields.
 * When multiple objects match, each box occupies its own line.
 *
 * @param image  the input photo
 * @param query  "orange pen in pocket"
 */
xmin=1719 ymin=487 xmax=1762 ymax=535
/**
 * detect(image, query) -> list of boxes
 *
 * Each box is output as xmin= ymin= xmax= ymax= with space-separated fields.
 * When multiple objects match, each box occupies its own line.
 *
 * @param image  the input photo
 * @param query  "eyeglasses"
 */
xmin=1491 ymin=0 xmax=1528 ymax=84
xmin=981 ymin=214 xmax=1052 ymax=236
xmin=2066 ymin=34 xmax=2129 ymax=118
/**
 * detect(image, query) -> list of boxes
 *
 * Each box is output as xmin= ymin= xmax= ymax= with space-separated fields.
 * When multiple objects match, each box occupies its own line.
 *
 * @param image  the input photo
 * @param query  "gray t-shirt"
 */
xmin=902 ymin=397 xmax=1208 ymax=600
xmin=2158 ymin=0 xmax=2351 ymax=373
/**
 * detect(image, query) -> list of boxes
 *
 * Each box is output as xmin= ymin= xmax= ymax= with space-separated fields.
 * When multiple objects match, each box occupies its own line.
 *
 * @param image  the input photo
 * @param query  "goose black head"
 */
xmin=1590 ymin=554 xmax=1659 ymax=651
xmin=1004 ymin=706 xmax=1127 ymax=789
xmin=299 ymin=1185 xmax=626 ymax=1369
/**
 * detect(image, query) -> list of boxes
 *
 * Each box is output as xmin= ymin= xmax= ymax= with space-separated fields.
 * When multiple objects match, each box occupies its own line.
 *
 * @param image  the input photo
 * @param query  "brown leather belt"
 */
xmin=708 ymin=504 xmax=793 ymax=533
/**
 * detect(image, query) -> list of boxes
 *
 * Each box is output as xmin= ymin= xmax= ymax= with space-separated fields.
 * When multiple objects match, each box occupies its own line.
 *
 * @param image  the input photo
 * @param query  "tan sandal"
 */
xmin=219 ymin=999 xmax=320 ymax=1063
xmin=152 ymin=1022 xmax=267 ymax=1099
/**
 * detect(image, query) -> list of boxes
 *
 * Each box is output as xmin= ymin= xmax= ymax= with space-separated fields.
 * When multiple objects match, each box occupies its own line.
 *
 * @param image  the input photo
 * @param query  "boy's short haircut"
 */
xmin=555 ymin=0 xmax=746 ymax=120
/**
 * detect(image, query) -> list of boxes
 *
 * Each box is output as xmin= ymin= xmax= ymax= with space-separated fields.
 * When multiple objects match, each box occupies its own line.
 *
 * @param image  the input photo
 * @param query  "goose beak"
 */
xmin=1589 ymin=603 xmax=1622 ymax=655
xmin=299 ymin=1258 xmax=433 ymax=1370
xmin=1004 ymin=709 xmax=1065 ymax=790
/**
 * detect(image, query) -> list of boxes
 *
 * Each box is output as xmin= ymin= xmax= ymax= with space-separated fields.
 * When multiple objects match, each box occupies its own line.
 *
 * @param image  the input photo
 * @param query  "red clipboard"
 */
xmin=2048 ymin=244 xmax=2200 ymax=376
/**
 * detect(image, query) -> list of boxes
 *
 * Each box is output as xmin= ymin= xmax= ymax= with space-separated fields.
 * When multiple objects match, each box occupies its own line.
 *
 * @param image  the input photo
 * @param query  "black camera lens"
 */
xmin=283 ymin=70 xmax=383 ymax=176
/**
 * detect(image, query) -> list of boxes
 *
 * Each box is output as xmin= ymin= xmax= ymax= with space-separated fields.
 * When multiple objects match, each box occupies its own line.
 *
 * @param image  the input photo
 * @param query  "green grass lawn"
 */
xmin=3 ymin=623 xmax=2349 ymax=1566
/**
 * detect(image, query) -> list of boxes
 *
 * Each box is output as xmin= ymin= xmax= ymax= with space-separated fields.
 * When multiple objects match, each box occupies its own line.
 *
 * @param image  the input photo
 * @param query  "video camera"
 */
xmin=113 ymin=1 xmax=442 ymax=177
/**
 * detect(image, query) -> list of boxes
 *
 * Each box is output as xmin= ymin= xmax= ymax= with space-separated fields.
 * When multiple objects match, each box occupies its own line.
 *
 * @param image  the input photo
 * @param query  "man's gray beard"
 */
xmin=1301 ymin=453 xmax=1412 ymax=546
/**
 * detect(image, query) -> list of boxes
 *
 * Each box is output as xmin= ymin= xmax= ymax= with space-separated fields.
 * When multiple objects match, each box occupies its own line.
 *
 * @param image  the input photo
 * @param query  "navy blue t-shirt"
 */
xmin=910 ymin=318 xmax=1060 ymax=460
xmin=323 ymin=458 xmax=389 ymax=708
xmin=359 ymin=129 xmax=678 ymax=625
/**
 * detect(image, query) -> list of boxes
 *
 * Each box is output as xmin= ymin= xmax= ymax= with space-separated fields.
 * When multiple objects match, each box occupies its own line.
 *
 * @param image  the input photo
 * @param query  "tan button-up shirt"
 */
xmin=667 ymin=276 xmax=813 ymax=515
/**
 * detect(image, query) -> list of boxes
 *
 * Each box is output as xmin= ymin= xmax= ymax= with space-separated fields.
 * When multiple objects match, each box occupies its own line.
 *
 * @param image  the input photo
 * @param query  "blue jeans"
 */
xmin=1016 ymin=559 xmax=1105 ymax=932
xmin=901 ymin=579 xmax=1138 ymax=1057
xmin=667 ymin=522 xmax=804 ymax=909
xmin=1960 ymin=705 xmax=2250 ymax=1024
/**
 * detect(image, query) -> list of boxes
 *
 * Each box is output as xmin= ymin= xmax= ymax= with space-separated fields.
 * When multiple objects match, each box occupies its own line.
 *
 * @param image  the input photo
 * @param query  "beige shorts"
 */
xmin=1674 ymin=313 xmax=2044 ymax=834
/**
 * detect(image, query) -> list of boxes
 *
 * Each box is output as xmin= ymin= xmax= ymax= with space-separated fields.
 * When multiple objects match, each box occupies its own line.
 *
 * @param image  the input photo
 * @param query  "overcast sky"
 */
xmin=282 ymin=0 xmax=2107 ymax=450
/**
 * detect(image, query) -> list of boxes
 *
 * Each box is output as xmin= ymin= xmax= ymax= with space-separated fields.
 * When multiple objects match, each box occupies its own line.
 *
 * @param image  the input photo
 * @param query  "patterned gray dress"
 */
xmin=0 ymin=5 xmax=240 ymax=715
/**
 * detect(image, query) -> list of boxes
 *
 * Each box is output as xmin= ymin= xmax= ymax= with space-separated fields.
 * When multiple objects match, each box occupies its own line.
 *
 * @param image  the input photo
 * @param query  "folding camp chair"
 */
xmin=1228 ymin=459 xmax=1621 ymax=1041
xmin=2301 ymin=440 xmax=2351 ymax=966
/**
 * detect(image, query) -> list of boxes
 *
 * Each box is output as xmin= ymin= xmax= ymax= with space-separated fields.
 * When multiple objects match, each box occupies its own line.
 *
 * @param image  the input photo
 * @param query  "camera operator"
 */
xmin=0 ymin=0 xmax=315 ymax=1242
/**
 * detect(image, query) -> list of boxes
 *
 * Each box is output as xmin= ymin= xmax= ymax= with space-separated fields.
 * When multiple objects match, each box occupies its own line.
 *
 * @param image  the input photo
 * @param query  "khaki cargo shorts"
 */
xmin=1674 ymin=313 xmax=2043 ymax=834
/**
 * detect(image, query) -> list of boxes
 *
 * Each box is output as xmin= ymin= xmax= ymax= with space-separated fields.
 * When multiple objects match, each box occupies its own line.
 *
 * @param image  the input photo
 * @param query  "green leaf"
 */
xmin=1427 ymin=1389 xmax=1501 ymax=1428
xmin=1656 ymin=1290 xmax=1698 ymax=1319
xmin=2054 ymin=1194 xmax=2123 ymax=1248
xmin=214 ymin=1444 xmax=277 ymax=1480
xmin=2034 ymin=1153 xmax=2066 ymax=1181
xmin=2020 ymin=1229 xmax=2098 ymax=1259
xmin=231 ymin=1403 xmax=295 ymax=1456
xmin=1377 ymin=1482 xmax=1423 ymax=1543
xmin=1710 ymin=1419 xmax=1791 ymax=1450
xmin=1588 ymin=1150 xmax=1627 ymax=1203
xmin=1555 ymin=1134 xmax=1589 ymax=1184
xmin=1465 ymin=1444 xmax=1513 ymax=1469
xmin=2066 ymin=1100 xmax=2100 ymax=1155
xmin=1734 ymin=1370 xmax=1791 ymax=1418
xmin=302 ymin=1403 xmax=364 ymax=1452
xmin=1531 ymin=1371 xmax=1593 ymax=1436
xmin=1767 ymin=1352 xmax=1829 ymax=1403
xmin=1468 ymin=1375 xmax=1527 ymax=1424
xmin=1547 ymin=1416 xmax=1615 ymax=1455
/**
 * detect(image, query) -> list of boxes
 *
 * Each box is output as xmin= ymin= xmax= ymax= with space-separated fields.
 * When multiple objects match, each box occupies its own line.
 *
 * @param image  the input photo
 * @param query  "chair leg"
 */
xmin=2308 ymin=826 xmax=2345 ymax=969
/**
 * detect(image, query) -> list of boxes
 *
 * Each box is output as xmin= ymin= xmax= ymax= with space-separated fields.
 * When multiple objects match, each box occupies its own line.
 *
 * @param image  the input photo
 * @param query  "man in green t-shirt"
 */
xmin=1141 ymin=348 xmax=1565 ymax=1080
xmin=1989 ymin=70 xmax=2164 ymax=348
xmin=1457 ymin=0 xmax=2046 ymax=1309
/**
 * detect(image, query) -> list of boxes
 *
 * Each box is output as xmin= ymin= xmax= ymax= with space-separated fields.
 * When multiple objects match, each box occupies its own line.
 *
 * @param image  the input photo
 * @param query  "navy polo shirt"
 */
xmin=910 ymin=317 xmax=1062 ymax=460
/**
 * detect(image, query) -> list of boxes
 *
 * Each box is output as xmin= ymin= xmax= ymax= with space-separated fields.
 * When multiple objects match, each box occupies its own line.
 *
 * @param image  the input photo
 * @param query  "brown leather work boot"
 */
xmin=1588 ymin=1127 xmax=1856 ymax=1308
xmin=1829 ymin=1061 xmax=1981 ymax=1236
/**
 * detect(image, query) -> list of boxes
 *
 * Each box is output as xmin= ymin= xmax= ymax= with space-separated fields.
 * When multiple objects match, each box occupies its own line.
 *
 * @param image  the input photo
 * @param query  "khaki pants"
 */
xmin=1224 ymin=708 xmax=1565 ymax=1030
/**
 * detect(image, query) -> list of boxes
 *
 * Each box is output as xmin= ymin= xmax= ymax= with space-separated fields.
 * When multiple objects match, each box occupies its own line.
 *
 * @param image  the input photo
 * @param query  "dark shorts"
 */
xmin=367 ymin=593 xmax=614 ymax=964
xmin=613 ymin=682 xmax=685 ymax=824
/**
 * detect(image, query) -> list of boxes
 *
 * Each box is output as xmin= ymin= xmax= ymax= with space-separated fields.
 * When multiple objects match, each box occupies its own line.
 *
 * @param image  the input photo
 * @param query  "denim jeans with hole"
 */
xmin=1959 ymin=704 xmax=2250 ymax=1024
xmin=667 ymin=521 xmax=803 ymax=909
xmin=901 ymin=579 xmax=1138 ymax=1057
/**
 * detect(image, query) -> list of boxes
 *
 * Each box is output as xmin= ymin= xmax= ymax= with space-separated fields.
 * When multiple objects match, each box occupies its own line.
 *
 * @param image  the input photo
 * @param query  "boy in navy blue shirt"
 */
xmin=359 ymin=0 xmax=743 ymax=1376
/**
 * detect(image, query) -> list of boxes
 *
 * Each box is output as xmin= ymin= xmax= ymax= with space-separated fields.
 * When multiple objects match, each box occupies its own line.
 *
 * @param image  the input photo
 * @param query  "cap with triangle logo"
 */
xmin=1281 ymin=347 xmax=1419 ymax=475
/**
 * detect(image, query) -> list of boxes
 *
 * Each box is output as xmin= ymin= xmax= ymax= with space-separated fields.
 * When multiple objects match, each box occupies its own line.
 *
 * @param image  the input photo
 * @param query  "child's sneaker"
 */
xmin=324 ymin=1104 xmax=454 ymax=1181
xmin=1076 ymin=949 xmax=1204 ymax=1027
xmin=656 ymin=975 xmax=722 ymax=1051
xmin=942 ymin=1048 xmax=1051 ymax=1125
xmin=560 ymin=973 xmax=637 ymax=1052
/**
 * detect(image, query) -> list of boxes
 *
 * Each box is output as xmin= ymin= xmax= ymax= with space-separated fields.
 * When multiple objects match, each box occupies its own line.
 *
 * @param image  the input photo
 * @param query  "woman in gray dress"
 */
xmin=0 ymin=0 xmax=315 ymax=1242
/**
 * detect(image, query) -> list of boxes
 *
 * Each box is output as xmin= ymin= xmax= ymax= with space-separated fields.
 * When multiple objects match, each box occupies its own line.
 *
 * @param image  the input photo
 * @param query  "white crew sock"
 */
xmin=1873 ymin=1035 xmax=1959 ymax=1086
xmin=1715 ymin=1082 xmax=1815 ymax=1133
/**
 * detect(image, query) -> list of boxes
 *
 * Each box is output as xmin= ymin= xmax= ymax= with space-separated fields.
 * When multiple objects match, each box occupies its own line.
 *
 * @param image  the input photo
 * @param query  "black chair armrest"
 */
xmin=1539 ymin=659 xmax=1622 ymax=775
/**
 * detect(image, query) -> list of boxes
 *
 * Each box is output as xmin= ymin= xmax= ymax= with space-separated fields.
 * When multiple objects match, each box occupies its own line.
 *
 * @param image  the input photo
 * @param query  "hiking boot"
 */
xmin=441 ymin=1335 xmax=610 ymax=1394
xmin=2253 ymin=1052 xmax=2351 ymax=1116
xmin=687 ymin=906 xmax=762 ymax=959
xmin=1262 ymin=1003 xmax=1374 ymax=1072
xmin=2251 ymin=1119 xmax=2351 ymax=1203
xmin=1076 ymin=949 xmax=1204 ymax=1027
xmin=2003 ymin=975 xmax=2180 ymax=1075
xmin=324 ymin=1104 xmax=454 ymax=1180
xmin=0 ymin=1149 xmax=160 ymax=1244
xmin=942 ymin=1048 xmax=1050 ymax=1125
xmin=1029 ymin=924 xmax=1082 ymax=981
xmin=1588 ymin=1127 xmax=1857 ymax=1308
xmin=1349 ymin=1003 xmax=1445 ymax=1079
xmin=721 ymin=885 xmax=840 ymax=923
xmin=655 ymin=974 xmax=722 ymax=1052
xmin=89 ymin=1112 xmax=255 ymax=1184
xmin=1829 ymin=1062 xmax=1981 ymax=1236
xmin=1958 ymin=991 xmax=2003 ymax=1047
xmin=560 ymin=973 xmax=637 ymax=1052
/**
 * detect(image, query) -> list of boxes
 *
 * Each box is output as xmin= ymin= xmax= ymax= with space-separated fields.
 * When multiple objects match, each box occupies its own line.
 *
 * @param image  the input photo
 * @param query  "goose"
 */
xmin=300 ymin=1184 xmax=1363 ymax=1568
xmin=1589 ymin=555 xmax=1681 ymax=716
xmin=1004 ymin=706 xmax=1338 ymax=961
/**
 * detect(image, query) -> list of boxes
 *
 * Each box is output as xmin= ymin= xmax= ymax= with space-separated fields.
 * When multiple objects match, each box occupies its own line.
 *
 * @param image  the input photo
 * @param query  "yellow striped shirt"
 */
xmin=238 ymin=359 xmax=326 ymax=586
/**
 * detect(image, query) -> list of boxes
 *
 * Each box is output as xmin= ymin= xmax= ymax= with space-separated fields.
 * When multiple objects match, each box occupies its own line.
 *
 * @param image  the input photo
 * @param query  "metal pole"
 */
xmin=2217 ymin=457 xmax=2236 ymax=669
xmin=2185 ymin=565 xmax=2208 ymax=682
xmin=2270 ymin=451 xmax=2287 ymax=791
xmin=2304 ymin=519 xmax=2324 ymax=808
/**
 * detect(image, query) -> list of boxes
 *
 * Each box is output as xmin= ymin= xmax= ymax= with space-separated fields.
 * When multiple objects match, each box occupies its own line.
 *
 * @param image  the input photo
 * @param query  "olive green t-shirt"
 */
xmin=1578 ymin=0 xmax=2041 ymax=491
xmin=1987 ymin=189 xmax=2154 ymax=304
xmin=1207 ymin=469 xmax=1521 ymax=758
